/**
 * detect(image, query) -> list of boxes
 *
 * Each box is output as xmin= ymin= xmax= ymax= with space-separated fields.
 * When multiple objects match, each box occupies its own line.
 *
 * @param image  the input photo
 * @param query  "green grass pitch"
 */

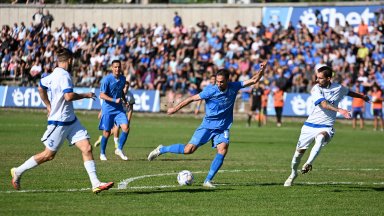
xmin=0 ymin=109 xmax=383 ymax=215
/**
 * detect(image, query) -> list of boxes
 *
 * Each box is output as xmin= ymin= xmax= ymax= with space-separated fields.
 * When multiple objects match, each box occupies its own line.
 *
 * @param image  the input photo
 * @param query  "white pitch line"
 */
xmin=2 ymin=168 xmax=383 ymax=193
xmin=116 ymin=168 xmax=383 ymax=190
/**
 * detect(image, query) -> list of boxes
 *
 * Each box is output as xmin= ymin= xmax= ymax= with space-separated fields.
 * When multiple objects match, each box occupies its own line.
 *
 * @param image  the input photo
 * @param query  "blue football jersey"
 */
xmin=100 ymin=74 xmax=126 ymax=115
xmin=199 ymin=82 xmax=244 ymax=130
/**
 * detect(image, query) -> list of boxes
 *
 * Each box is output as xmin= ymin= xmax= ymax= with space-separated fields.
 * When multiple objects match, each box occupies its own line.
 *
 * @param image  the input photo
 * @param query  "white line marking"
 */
xmin=1 ymin=168 xmax=382 ymax=193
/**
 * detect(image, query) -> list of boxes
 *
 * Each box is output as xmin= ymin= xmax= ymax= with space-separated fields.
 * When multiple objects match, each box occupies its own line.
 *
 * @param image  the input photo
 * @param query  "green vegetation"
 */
xmin=0 ymin=109 xmax=383 ymax=215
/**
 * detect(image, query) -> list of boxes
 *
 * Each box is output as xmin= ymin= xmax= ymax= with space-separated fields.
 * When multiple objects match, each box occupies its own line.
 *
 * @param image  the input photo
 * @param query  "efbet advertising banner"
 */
xmin=0 ymin=86 xmax=160 ymax=112
xmin=263 ymin=5 xmax=380 ymax=33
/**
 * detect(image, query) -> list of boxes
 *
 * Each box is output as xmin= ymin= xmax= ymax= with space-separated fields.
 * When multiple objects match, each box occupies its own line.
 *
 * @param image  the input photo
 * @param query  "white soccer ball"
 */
xmin=177 ymin=170 xmax=194 ymax=186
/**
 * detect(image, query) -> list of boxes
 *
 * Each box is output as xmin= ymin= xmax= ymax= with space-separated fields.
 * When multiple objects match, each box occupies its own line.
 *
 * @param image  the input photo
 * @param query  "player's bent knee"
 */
xmin=184 ymin=144 xmax=197 ymax=154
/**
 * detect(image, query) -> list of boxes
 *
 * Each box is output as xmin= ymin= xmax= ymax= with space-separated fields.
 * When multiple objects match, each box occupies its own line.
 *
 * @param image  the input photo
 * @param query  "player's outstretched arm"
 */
xmin=167 ymin=94 xmax=202 ymax=115
xmin=320 ymin=100 xmax=351 ymax=119
xmin=243 ymin=62 xmax=267 ymax=87
xmin=347 ymin=91 xmax=370 ymax=103
xmin=64 ymin=92 xmax=96 ymax=102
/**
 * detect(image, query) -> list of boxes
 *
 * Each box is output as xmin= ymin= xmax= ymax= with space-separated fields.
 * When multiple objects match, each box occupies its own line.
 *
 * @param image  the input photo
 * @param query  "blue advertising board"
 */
xmin=263 ymin=6 xmax=380 ymax=32
xmin=0 ymin=86 xmax=160 ymax=112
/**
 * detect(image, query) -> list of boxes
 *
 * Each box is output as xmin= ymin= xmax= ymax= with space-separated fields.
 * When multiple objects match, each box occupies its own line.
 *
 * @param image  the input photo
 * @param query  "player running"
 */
xmin=284 ymin=64 xmax=370 ymax=187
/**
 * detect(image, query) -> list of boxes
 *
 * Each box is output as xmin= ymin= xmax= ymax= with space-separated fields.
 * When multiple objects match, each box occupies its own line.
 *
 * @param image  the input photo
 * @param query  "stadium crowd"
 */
xmin=1 ymin=8 xmax=384 ymax=99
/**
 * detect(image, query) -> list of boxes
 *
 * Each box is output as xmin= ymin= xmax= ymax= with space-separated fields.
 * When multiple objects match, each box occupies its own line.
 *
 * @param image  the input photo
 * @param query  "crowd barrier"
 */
xmin=0 ymin=85 xmax=379 ymax=119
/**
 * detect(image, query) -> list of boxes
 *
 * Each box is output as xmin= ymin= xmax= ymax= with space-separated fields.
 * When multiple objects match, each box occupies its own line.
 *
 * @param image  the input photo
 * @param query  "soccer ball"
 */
xmin=177 ymin=170 xmax=194 ymax=186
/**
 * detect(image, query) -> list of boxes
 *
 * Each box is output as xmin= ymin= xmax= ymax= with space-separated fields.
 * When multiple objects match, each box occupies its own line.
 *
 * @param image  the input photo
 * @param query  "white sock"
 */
xmin=114 ymin=137 xmax=119 ymax=145
xmin=84 ymin=160 xmax=100 ymax=188
xmin=291 ymin=150 xmax=304 ymax=177
xmin=306 ymin=134 xmax=325 ymax=165
xmin=15 ymin=156 xmax=38 ymax=176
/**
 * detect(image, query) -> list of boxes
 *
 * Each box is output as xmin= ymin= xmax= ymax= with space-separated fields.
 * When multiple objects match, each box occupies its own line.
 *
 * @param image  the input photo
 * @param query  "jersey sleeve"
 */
xmin=39 ymin=76 xmax=50 ymax=90
xmin=340 ymin=85 xmax=349 ymax=97
xmin=199 ymin=85 xmax=214 ymax=100
xmin=231 ymin=81 xmax=244 ymax=92
xmin=311 ymin=85 xmax=326 ymax=106
xmin=61 ymin=72 xmax=74 ymax=93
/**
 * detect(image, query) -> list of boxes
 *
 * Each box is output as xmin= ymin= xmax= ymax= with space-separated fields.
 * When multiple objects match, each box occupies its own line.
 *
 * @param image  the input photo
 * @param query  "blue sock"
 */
xmin=205 ymin=153 xmax=225 ymax=182
xmin=100 ymin=136 xmax=108 ymax=155
xmin=159 ymin=144 xmax=185 ymax=154
xmin=118 ymin=131 xmax=128 ymax=150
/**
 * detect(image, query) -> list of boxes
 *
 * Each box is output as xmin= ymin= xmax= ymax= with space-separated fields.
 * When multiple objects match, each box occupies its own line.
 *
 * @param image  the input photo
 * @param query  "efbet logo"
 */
xmin=133 ymin=92 xmax=151 ymax=111
xmin=12 ymin=88 xmax=44 ymax=107
xmin=300 ymin=8 xmax=375 ymax=32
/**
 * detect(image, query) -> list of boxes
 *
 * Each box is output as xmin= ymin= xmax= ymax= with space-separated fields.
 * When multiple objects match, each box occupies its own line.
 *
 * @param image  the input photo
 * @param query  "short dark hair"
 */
xmin=56 ymin=48 xmax=73 ymax=62
xmin=111 ymin=59 xmax=121 ymax=65
xmin=318 ymin=66 xmax=333 ymax=78
xmin=216 ymin=69 xmax=230 ymax=80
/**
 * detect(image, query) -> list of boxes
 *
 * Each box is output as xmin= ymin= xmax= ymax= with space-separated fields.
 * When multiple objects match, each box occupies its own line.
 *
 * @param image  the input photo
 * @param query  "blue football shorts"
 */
xmin=98 ymin=112 xmax=128 ymax=131
xmin=188 ymin=127 xmax=230 ymax=148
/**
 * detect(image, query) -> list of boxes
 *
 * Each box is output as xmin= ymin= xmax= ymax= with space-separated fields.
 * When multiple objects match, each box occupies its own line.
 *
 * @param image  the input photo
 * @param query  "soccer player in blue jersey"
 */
xmin=98 ymin=60 xmax=130 ymax=161
xmin=10 ymin=48 xmax=113 ymax=194
xmin=148 ymin=62 xmax=267 ymax=188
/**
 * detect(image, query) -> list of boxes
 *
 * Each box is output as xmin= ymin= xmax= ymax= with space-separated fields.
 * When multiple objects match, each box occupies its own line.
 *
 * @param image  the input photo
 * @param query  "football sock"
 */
xmin=118 ymin=132 xmax=128 ymax=150
xmin=160 ymin=144 xmax=185 ymax=154
xmin=15 ymin=156 xmax=38 ymax=176
xmin=113 ymin=137 xmax=119 ymax=146
xmin=205 ymin=153 xmax=225 ymax=182
xmin=100 ymin=136 xmax=108 ymax=155
xmin=291 ymin=150 xmax=304 ymax=177
xmin=84 ymin=160 xmax=100 ymax=188
xmin=247 ymin=115 xmax=252 ymax=126
xmin=306 ymin=134 xmax=325 ymax=165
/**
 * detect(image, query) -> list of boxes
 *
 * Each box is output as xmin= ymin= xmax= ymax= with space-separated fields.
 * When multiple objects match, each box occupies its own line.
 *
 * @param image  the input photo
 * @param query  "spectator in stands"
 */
xmin=351 ymin=82 xmax=365 ymax=130
xmin=42 ymin=10 xmax=54 ymax=28
xmin=29 ymin=58 xmax=42 ymax=86
xmin=371 ymin=83 xmax=383 ymax=131
xmin=173 ymin=12 xmax=182 ymax=28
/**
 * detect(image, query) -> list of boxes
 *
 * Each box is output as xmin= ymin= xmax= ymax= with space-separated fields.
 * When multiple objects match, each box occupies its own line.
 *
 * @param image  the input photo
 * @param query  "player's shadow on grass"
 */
xmin=216 ymin=182 xmax=282 ymax=187
xmin=115 ymin=188 xmax=230 ymax=195
xmin=129 ymin=158 xmax=212 ymax=161
xmin=345 ymin=186 xmax=384 ymax=192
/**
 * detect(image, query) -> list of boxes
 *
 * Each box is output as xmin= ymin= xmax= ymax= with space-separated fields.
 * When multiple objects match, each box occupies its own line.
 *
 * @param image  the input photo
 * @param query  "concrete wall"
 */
xmin=1 ymin=2 xmax=382 ymax=29
xmin=1 ymin=4 xmax=263 ymax=29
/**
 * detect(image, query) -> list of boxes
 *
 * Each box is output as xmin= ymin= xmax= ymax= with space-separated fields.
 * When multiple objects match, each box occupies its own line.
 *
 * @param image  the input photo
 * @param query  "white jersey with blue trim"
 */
xmin=306 ymin=83 xmax=349 ymax=127
xmin=40 ymin=67 xmax=76 ymax=123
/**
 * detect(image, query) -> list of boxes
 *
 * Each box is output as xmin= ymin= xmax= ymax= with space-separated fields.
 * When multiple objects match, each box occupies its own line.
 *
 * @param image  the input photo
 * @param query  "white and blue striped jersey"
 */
xmin=305 ymin=83 xmax=349 ymax=127
xmin=39 ymin=67 xmax=76 ymax=124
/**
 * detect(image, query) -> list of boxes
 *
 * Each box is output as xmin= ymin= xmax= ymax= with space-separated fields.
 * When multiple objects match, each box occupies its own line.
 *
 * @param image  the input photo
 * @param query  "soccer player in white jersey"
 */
xmin=10 ymin=48 xmax=114 ymax=194
xmin=148 ymin=62 xmax=266 ymax=188
xmin=284 ymin=64 xmax=370 ymax=187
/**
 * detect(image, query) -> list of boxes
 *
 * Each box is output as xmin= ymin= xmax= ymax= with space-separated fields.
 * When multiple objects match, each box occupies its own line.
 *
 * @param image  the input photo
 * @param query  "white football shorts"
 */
xmin=296 ymin=125 xmax=335 ymax=150
xmin=41 ymin=120 xmax=90 ymax=151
